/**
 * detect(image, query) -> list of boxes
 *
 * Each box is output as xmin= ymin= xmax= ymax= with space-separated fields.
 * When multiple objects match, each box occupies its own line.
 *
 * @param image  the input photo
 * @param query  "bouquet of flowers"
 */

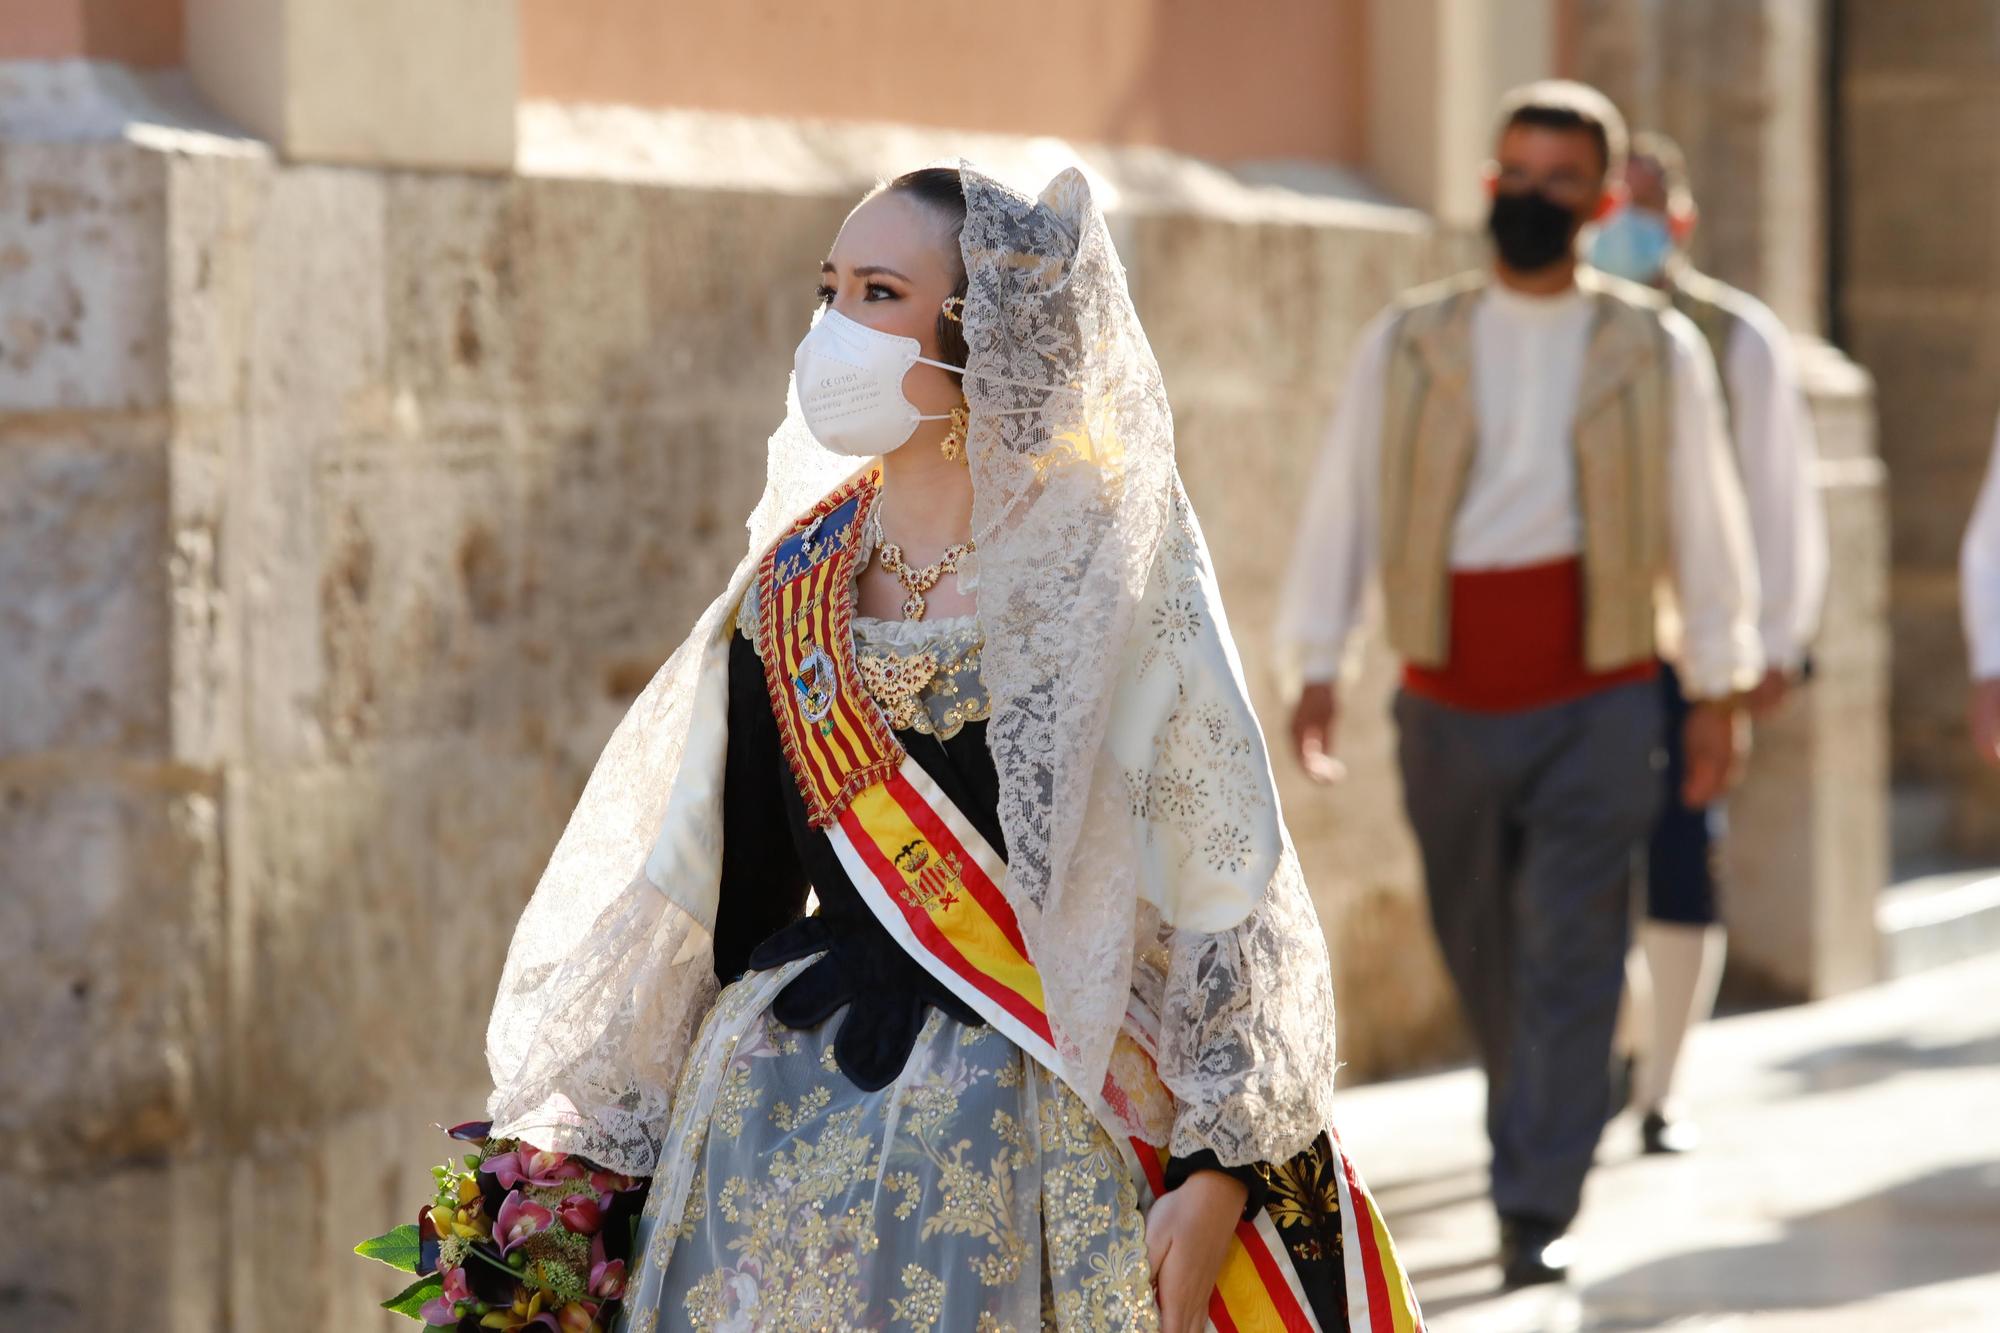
xmin=356 ymin=1120 xmax=649 ymax=1331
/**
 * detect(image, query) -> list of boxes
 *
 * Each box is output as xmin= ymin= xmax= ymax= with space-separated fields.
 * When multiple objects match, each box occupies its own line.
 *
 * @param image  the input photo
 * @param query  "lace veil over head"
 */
xmin=483 ymin=165 xmax=1340 ymax=1174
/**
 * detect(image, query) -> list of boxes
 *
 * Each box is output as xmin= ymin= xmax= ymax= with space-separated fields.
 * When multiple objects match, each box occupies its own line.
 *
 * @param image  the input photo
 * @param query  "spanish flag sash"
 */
xmin=755 ymin=474 xmax=1423 ymax=1333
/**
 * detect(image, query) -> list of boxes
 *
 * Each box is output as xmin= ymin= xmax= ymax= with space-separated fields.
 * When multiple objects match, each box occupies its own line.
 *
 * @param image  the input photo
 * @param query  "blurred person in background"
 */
xmin=1277 ymin=82 xmax=1762 ymax=1289
xmin=1589 ymin=131 xmax=1829 ymax=1156
xmin=1963 ymin=414 xmax=2000 ymax=766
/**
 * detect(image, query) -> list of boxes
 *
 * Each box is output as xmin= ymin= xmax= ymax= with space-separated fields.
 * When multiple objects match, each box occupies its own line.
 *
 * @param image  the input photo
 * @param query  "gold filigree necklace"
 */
xmin=868 ymin=510 xmax=974 ymax=621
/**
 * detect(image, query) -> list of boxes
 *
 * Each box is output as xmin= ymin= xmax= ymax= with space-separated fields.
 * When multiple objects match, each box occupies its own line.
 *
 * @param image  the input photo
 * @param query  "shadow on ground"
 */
xmin=1771 ymin=1032 xmax=2000 ymax=1096
xmin=1586 ymin=1163 xmax=2000 ymax=1315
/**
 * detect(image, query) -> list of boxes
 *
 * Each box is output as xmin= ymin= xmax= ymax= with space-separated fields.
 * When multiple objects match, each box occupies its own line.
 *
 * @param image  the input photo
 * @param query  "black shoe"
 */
xmin=1499 ymin=1215 xmax=1573 ymax=1289
xmin=1641 ymin=1108 xmax=1701 ymax=1155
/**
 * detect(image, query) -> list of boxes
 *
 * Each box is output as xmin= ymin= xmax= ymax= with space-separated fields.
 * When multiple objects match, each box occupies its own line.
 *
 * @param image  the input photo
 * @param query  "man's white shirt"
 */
xmin=1960 ymin=416 xmax=2000 ymax=680
xmin=1275 ymin=279 xmax=1765 ymax=701
xmin=1711 ymin=289 xmax=1829 ymax=672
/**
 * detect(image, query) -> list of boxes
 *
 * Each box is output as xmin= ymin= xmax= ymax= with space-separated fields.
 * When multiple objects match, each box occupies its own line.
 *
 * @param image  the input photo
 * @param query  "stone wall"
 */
xmin=1837 ymin=0 xmax=2000 ymax=858
xmin=1 ymin=104 xmax=1471 ymax=1326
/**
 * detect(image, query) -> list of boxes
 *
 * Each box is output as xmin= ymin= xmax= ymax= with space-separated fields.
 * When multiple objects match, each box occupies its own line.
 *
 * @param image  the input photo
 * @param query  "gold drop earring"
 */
xmin=939 ymin=403 xmax=969 ymax=462
xmin=938 ymin=295 xmax=970 ymax=463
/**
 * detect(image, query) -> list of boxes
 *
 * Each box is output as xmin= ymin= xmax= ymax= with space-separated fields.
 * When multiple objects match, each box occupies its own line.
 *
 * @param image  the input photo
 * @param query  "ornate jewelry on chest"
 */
xmin=868 ymin=510 xmax=975 ymax=622
xmin=857 ymin=649 xmax=943 ymax=731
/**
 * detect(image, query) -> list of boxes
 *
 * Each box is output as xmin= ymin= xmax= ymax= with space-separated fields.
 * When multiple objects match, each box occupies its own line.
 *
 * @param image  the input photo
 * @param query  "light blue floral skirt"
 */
xmin=618 ymin=960 xmax=1160 ymax=1332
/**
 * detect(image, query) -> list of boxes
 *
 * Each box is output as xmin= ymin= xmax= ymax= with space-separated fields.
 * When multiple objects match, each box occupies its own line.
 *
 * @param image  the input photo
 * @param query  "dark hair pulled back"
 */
xmin=881 ymin=167 xmax=970 ymax=369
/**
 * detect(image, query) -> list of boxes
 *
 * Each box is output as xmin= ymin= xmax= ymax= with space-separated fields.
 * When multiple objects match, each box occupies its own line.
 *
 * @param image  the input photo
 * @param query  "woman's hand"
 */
xmin=1146 ymin=1169 xmax=1248 ymax=1333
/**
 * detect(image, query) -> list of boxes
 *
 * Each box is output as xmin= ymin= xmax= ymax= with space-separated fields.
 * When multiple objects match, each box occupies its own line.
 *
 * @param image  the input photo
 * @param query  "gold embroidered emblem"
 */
xmin=891 ymin=840 xmax=964 ymax=913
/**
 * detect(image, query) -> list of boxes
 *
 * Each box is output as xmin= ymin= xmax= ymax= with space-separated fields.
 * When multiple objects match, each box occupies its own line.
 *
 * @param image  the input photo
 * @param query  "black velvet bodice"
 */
xmin=713 ymin=630 xmax=999 ymax=1091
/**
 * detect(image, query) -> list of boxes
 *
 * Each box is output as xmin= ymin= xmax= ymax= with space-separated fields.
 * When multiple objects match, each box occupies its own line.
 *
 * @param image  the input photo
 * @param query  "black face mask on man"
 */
xmin=1487 ymin=188 xmax=1582 ymax=272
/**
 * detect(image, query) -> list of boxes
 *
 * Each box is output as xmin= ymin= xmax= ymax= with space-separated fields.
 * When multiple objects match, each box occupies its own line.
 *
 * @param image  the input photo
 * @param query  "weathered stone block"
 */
xmin=1841 ymin=93 xmax=2000 ymax=296
xmin=1127 ymin=211 xmax=1428 ymax=403
xmin=166 ymin=421 xmax=241 ymax=768
xmin=534 ymin=403 xmax=771 ymax=695
xmin=1725 ymin=436 xmax=1891 ymax=999
xmin=165 ymin=149 xmax=272 ymax=413
xmin=226 ymin=749 xmax=572 ymax=1131
xmin=245 ymin=164 xmax=386 ymax=418
xmin=0 ymin=768 xmax=224 ymax=1169
xmin=383 ymin=172 xmax=520 ymax=408
xmin=230 ymin=1094 xmax=494 ymax=1330
xmin=0 ymin=416 xmax=170 ymax=756
xmin=0 ymin=140 xmax=167 ymax=410
xmin=0 ymin=1157 xmax=229 ymax=1332
xmin=303 ymin=433 xmax=550 ymax=754
xmin=1840 ymin=0 xmax=2000 ymax=76
xmin=640 ymin=186 xmax=852 ymax=398
xmin=506 ymin=177 xmax=647 ymax=408
xmin=1889 ymin=573 xmax=1981 ymax=777
xmin=1842 ymin=306 xmax=1999 ymax=570
xmin=186 ymin=0 xmax=517 ymax=172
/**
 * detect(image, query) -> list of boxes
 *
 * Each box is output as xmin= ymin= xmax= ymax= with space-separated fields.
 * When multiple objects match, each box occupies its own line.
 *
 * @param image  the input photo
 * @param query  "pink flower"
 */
xmin=494 ymin=1190 xmax=556 ymax=1255
xmin=417 ymin=1265 xmax=476 ymax=1325
xmin=589 ymin=1235 xmax=627 ymax=1300
xmin=555 ymin=1301 xmax=602 ymax=1333
xmin=482 ymin=1143 xmax=586 ymax=1191
xmin=556 ymin=1191 xmax=609 ymax=1236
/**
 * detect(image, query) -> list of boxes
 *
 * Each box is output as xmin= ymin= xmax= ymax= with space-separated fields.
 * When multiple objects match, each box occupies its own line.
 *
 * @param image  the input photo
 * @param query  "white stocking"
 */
xmin=1635 ymin=921 xmax=1726 ymax=1114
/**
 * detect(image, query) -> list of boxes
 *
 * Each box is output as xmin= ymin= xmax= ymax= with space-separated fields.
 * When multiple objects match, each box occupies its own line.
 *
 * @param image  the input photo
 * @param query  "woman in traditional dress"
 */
xmin=481 ymin=164 xmax=1423 ymax=1333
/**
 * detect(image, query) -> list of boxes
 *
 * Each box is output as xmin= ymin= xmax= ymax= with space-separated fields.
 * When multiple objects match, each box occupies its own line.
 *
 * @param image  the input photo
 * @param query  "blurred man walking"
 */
xmin=1276 ymin=83 xmax=1762 ymax=1288
xmin=1589 ymin=132 xmax=1830 ymax=1156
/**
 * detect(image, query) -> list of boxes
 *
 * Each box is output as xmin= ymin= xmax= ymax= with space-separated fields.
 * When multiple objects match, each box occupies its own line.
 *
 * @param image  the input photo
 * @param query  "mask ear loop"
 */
xmin=912 ymin=296 xmax=1085 ymax=418
xmin=910 ymin=354 xmax=1085 ymax=416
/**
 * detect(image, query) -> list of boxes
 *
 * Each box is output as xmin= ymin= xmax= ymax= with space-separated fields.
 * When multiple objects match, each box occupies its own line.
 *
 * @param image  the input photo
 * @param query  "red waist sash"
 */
xmin=1401 ymin=556 xmax=1655 ymax=713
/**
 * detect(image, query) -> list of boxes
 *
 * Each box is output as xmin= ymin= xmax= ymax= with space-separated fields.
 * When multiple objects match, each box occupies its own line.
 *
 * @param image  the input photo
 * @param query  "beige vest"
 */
xmin=1379 ymin=269 xmax=1674 ymax=672
xmin=1667 ymin=265 xmax=1744 ymax=428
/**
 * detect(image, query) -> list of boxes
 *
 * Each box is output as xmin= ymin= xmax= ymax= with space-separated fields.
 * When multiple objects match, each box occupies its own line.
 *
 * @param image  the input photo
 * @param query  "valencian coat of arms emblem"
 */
xmin=891 ymin=840 xmax=964 ymax=913
xmin=792 ymin=644 xmax=838 ymax=729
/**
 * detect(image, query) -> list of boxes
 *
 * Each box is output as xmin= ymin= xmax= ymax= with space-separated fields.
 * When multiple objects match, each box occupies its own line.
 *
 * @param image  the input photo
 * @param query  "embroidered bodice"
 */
xmin=852 ymin=613 xmax=990 ymax=738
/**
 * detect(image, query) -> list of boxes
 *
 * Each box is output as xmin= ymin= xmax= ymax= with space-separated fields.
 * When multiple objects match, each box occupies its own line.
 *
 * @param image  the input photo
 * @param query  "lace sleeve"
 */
xmin=1116 ymin=487 xmax=1342 ymax=1165
xmin=1151 ymin=851 xmax=1339 ymax=1167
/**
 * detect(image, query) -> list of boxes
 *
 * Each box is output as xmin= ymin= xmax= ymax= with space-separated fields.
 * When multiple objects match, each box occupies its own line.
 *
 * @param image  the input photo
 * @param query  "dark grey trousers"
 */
xmin=1395 ymin=681 xmax=1665 ymax=1228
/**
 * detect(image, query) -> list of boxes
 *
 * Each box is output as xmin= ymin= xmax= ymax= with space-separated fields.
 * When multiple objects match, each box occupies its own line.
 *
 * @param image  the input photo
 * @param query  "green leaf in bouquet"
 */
xmin=356 ymin=1223 xmax=426 ymax=1274
xmin=380 ymin=1273 xmax=444 ymax=1319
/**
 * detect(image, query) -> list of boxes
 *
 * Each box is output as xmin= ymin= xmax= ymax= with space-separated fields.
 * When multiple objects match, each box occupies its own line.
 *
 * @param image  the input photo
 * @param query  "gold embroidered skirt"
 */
xmin=619 ymin=960 xmax=1161 ymax=1332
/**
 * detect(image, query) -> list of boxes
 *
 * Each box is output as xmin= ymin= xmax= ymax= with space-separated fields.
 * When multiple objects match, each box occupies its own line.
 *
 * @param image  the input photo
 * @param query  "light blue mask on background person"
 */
xmin=1588 ymin=207 xmax=1677 ymax=284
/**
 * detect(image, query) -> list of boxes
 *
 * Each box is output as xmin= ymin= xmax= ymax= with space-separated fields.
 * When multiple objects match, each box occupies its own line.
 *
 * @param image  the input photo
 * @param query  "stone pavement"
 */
xmin=1334 ymin=957 xmax=2000 ymax=1331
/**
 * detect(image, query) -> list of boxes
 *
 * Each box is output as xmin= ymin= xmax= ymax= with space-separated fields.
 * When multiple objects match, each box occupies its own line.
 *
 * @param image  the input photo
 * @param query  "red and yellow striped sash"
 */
xmin=754 ymin=469 xmax=899 ymax=829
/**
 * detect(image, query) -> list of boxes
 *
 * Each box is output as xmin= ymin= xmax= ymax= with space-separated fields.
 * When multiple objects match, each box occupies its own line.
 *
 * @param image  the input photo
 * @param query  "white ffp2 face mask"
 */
xmin=792 ymin=309 xmax=959 ymax=458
